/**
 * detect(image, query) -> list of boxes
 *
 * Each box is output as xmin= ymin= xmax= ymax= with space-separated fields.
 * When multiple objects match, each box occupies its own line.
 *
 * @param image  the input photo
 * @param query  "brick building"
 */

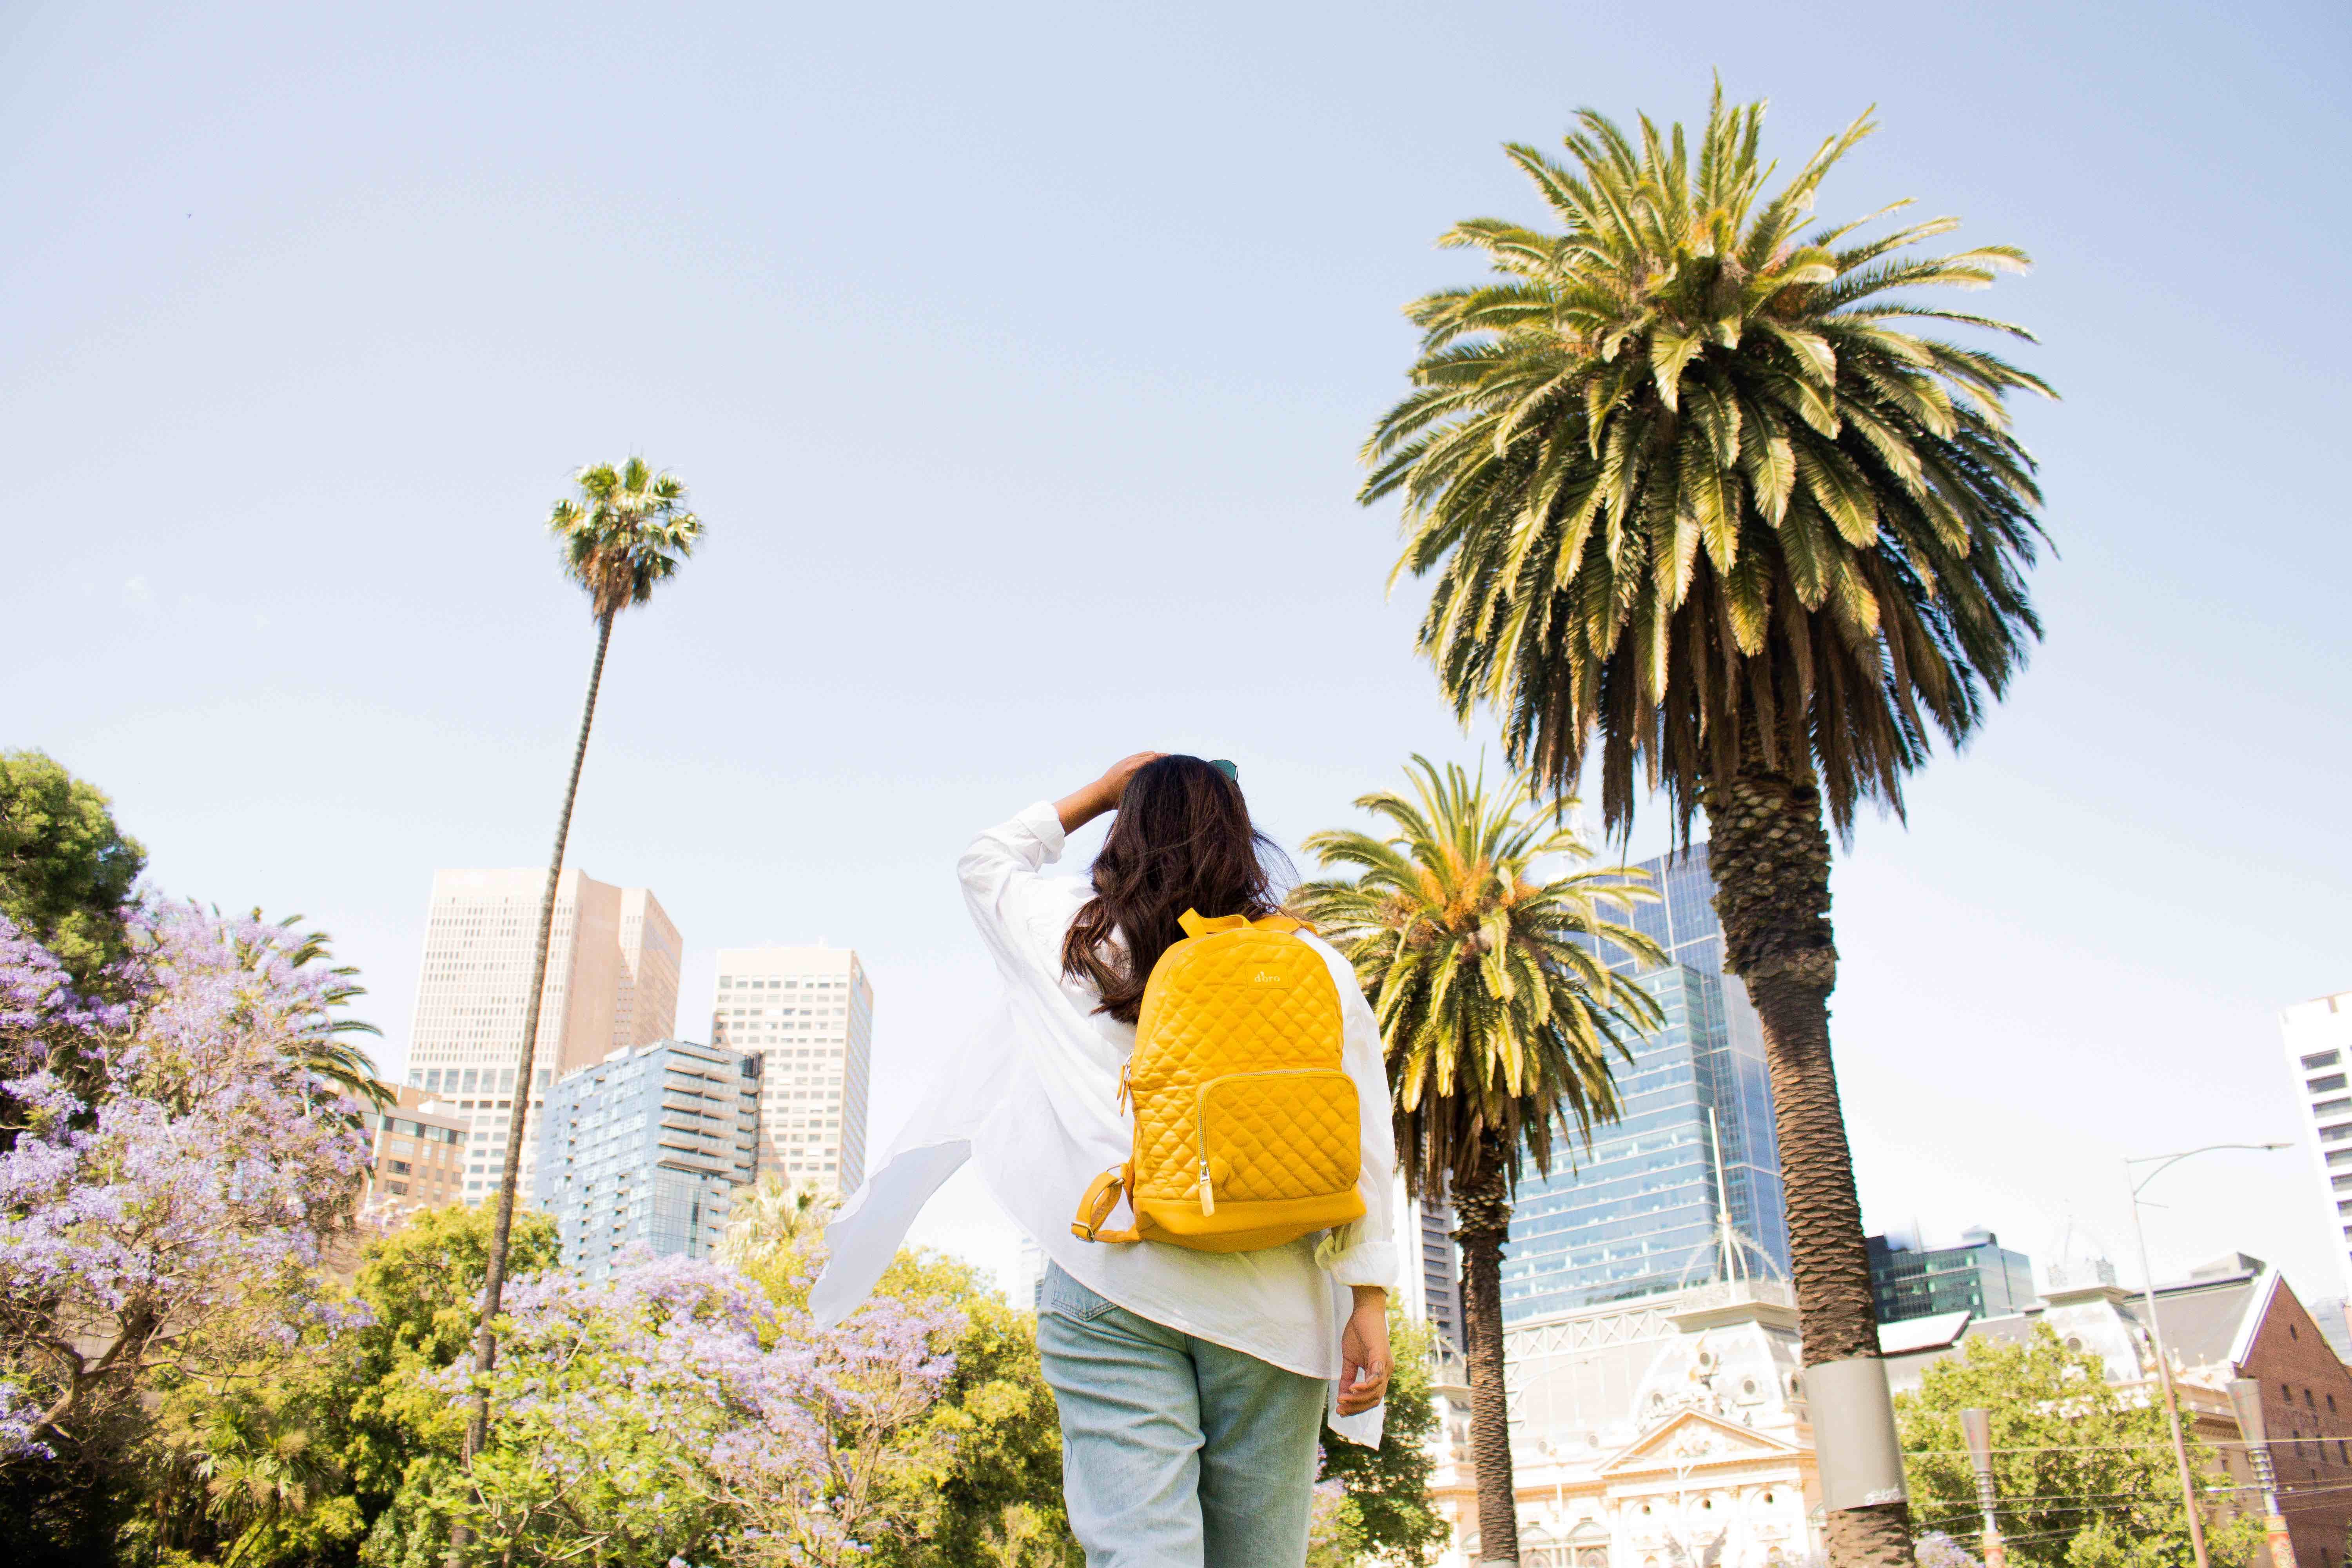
xmin=2234 ymin=1270 xmax=2352 ymax=1566
xmin=359 ymin=1084 xmax=467 ymax=1221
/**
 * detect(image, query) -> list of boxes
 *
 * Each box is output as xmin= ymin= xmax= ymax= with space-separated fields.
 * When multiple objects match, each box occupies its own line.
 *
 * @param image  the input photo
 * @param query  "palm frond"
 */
xmin=1290 ymin=758 xmax=1664 ymax=1200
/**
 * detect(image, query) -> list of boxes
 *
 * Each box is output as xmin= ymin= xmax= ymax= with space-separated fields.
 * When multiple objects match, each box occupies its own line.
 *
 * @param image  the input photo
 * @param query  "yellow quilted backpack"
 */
xmin=1069 ymin=909 xmax=1365 ymax=1253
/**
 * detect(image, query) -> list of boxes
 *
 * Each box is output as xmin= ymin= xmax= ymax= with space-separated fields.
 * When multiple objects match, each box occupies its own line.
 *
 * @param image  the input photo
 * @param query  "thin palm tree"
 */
xmin=463 ymin=457 xmax=702 ymax=1466
xmin=1360 ymin=87 xmax=2051 ymax=1566
xmin=1290 ymin=757 xmax=1662 ymax=1568
xmin=715 ymin=1170 xmax=840 ymax=1270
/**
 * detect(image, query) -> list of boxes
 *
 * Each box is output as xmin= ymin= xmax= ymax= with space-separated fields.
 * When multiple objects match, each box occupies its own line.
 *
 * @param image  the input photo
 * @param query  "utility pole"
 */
xmin=2124 ymin=1143 xmax=2288 ymax=1568
xmin=2228 ymin=1377 xmax=2296 ymax=1568
xmin=1959 ymin=1408 xmax=2006 ymax=1568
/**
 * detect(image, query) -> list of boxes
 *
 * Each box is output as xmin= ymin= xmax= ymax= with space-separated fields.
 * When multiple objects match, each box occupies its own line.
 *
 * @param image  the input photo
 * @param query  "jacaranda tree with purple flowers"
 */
xmin=368 ymin=1252 xmax=964 ymax=1568
xmin=0 ymin=906 xmax=376 ymax=1481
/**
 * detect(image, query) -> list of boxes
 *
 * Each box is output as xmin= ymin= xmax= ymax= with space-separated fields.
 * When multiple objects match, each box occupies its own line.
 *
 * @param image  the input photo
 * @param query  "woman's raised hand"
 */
xmin=1055 ymin=752 xmax=1164 ymax=833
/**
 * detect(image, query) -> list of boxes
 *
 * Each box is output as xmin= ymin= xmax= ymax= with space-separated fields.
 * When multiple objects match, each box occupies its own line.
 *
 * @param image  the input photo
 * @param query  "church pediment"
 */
xmin=1601 ymin=1408 xmax=1800 ymax=1476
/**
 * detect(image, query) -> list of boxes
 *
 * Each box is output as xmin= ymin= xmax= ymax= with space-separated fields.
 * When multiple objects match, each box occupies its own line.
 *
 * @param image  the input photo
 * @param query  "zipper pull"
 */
xmin=1116 ymin=1063 xmax=1132 ymax=1114
xmin=1198 ymin=1158 xmax=1216 ymax=1215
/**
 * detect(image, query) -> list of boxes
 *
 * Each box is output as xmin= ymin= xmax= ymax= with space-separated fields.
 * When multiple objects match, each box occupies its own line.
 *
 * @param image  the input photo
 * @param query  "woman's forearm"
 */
xmin=1054 ymin=780 xmax=1119 ymax=834
xmin=1055 ymin=752 xmax=1164 ymax=833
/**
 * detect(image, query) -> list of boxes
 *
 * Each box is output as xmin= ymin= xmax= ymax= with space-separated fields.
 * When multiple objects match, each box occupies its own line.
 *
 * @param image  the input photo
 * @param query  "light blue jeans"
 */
xmin=1037 ymin=1263 xmax=1327 ymax=1568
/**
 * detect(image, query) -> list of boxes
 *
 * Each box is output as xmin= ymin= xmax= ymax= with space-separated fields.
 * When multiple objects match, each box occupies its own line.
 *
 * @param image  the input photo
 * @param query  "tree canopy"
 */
xmin=1896 ymin=1324 xmax=2265 ymax=1568
xmin=0 ymin=750 xmax=145 ymax=984
xmin=1361 ymin=87 xmax=2052 ymax=841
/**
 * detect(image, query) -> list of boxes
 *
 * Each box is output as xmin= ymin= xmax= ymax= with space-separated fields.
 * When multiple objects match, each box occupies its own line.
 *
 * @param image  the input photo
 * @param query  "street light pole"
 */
xmin=1960 ymin=1407 xmax=2006 ymax=1568
xmin=2125 ymin=1143 xmax=2290 ymax=1568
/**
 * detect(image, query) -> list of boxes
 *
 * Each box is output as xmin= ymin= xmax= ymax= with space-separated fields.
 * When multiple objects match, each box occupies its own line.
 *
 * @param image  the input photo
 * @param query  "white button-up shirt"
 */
xmin=813 ymin=802 xmax=1399 ymax=1414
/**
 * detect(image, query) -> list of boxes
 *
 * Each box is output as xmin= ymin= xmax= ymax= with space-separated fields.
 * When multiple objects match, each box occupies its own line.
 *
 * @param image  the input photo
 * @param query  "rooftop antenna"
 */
xmin=1708 ymin=1109 xmax=1743 ymax=1284
xmin=1675 ymin=1112 xmax=1787 ymax=1290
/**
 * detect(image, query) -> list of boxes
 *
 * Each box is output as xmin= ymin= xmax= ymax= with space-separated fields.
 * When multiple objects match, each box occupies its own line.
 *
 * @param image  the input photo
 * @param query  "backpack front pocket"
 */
xmin=1193 ymin=1069 xmax=1360 ymax=1212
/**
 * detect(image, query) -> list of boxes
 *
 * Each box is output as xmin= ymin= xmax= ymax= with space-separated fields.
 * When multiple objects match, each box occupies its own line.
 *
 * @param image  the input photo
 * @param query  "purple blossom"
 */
xmin=450 ymin=1254 xmax=967 ymax=1564
xmin=0 ymin=907 xmax=374 ymax=1461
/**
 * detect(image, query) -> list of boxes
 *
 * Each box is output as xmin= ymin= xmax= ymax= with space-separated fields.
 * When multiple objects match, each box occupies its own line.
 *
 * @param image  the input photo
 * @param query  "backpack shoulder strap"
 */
xmin=1071 ymin=1165 xmax=1142 ymax=1245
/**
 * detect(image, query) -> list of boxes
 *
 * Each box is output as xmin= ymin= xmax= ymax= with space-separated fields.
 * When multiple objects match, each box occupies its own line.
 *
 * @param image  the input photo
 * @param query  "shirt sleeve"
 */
xmin=956 ymin=801 xmax=1074 ymax=980
xmin=1316 ymin=942 xmax=1399 ymax=1291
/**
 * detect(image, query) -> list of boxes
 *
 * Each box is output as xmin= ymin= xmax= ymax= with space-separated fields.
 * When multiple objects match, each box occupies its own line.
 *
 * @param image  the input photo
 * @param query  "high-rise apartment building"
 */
xmin=401 ymin=868 xmax=681 ymax=1205
xmin=1866 ymin=1227 xmax=2037 ymax=1325
xmin=711 ymin=947 xmax=873 ymax=1194
xmin=2281 ymin=991 xmax=2352 ymax=1305
xmin=1502 ymin=842 xmax=1790 ymax=1322
xmin=535 ymin=1038 xmax=760 ymax=1278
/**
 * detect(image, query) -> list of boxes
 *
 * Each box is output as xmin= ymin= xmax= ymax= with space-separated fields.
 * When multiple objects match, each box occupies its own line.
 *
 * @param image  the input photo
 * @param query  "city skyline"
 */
xmin=10 ymin=0 xmax=2345 ymax=1309
xmin=401 ymin=866 xmax=680 ymax=1203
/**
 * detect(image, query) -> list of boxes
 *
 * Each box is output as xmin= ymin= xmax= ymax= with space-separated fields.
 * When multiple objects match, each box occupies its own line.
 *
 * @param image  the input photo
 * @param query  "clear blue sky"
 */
xmin=7 ymin=1 xmax=2348 ymax=1303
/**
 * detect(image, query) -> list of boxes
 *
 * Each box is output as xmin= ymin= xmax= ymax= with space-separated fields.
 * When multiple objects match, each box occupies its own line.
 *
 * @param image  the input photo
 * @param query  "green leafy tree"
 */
xmin=1318 ymin=1308 xmax=1446 ymax=1565
xmin=1290 ymin=757 xmax=1662 ymax=1566
xmin=342 ymin=1205 xmax=562 ymax=1516
xmin=1896 ymin=1325 xmax=2264 ymax=1568
xmin=0 ymin=750 xmax=145 ymax=985
xmin=858 ymin=1250 xmax=1082 ymax=1568
xmin=138 ymin=1367 xmax=367 ymax=1568
xmin=1360 ymin=87 xmax=2053 ymax=1566
xmin=465 ymin=457 xmax=702 ymax=1468
xmin=1307 ymin=1478 xmax=1371 ymax=1568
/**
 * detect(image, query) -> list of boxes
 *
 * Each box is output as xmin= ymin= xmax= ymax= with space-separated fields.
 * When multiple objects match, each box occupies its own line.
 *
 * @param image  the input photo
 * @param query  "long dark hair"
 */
xmin=1061 ymin=755 xmax=1290 ymax=1024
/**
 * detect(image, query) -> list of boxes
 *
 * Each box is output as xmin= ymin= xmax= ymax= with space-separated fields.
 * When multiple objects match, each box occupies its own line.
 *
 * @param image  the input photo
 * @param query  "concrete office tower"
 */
xmin=1502 ymin=842 xmax=1790 ymax=1322
xmin=615 ymin=887 xmax=682 ymax=1054
xmin=401 ymin=868 xmax=681 ymax=1205
xmin=535 ymin=1038 xmax=760 ymax=1279
xmin=2281 ymin=990 xmax=2352 ymax=1316
xmin=1866 ymin=1226 xmax=2038 ymax=1325
xmin=712 ymin=946 xmax=874 ymax=1194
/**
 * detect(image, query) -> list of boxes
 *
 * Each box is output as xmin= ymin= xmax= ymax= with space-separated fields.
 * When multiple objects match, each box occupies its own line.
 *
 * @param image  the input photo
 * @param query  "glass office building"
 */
xmin=1867 ymin=1227 xmax=2038 ymax=1324
xmin=535 ymin=1037 xmax=761 ymax=1278
xmin=1501 ymin=842 xmax=1791 ymax=1323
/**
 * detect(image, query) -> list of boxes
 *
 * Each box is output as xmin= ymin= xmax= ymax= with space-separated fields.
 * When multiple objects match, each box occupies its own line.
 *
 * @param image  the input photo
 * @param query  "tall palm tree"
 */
xmin=463 ymin=457 xmax=701 ymax=1465
xmin=1290 ymin=757 xmax=1662 ymax=1568
xmin=1359 ymin=87 xmax=2051 ymax=1566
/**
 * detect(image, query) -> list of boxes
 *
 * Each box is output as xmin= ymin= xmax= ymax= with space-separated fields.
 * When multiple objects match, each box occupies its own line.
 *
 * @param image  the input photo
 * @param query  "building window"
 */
xmin=2315 ymin=1074 xmax=2351 ymax=1094
xmin=2307 ymin=1051 xmax=2343 ymax=1070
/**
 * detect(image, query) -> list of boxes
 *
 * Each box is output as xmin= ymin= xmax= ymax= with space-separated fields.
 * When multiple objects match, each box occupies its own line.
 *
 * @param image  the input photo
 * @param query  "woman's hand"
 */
xmin=1337 ymin=1286 xmax=1391 ymax=1416
xmin=1054 ymin=752 xmax=1163 ymax=833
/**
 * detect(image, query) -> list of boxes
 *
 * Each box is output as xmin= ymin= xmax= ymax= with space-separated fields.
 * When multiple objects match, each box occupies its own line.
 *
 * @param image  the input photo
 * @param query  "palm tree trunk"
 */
xmin=1453 ymin=1134 xmax=1519 ymax=1567
xmin=462 ymin=610 xmax=615 ymax=1467
xmin=1703 ymin=764 xmax=1911 ymax=1568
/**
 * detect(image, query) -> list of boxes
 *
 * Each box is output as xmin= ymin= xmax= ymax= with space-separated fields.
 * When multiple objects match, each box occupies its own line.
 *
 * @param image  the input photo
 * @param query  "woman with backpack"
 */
xmin=814 ymin=752 xmax=1398 ymax=1568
